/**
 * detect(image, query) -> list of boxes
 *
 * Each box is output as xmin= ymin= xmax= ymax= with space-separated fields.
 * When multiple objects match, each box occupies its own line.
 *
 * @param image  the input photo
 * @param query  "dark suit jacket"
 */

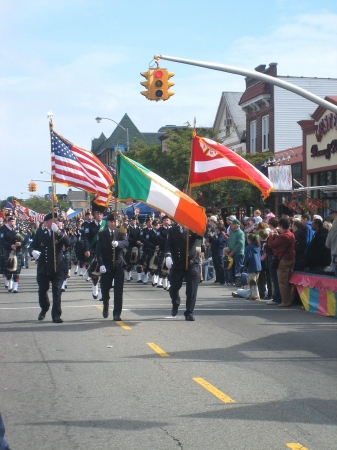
xmin=165 ymin=225 xmax=200 ymax=270
xmin=96 ymin=227 xmax=128 ymax=272
xmin=29 ymin=228 xmax=70 ymax=275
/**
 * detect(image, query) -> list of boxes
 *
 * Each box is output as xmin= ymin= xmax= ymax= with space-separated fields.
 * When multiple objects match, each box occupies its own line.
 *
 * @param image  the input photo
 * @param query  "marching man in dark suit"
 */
xmin=165 ymin=224 xmax=201 ymax=321
xmin=96 ymin=213 xmax=128 ymax=320
xmin=29 ymin=212 xmax=70 ymax=323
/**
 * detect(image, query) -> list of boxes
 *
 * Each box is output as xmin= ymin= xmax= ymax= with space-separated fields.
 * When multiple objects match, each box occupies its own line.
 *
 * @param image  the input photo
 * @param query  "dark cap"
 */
xmin=161 ymin=215 xmax=169 ymax=220
xmin=44 ymin=212 xmax=58 ymax=221
xmin=130 ymin=216 xmax=137 ymax=220
xmin=5 ymin=213 xmax=13 ymax=218
xmin=152 ymin=220 xmax=159 ymax=226
xmin=106 ymin=213 xmax=117 ymax=222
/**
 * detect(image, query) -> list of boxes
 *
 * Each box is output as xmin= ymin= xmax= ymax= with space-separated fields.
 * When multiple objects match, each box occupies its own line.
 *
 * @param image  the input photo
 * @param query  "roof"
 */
xmin=213 ymin=92 xmax=246 ymax=140
xmin=311 ymin=95 xmax=337 ymax=121
xmin=239 ymin=83 xmax=270 ymax=105
xmin=92 ymin=114 xmax=165 ymax=154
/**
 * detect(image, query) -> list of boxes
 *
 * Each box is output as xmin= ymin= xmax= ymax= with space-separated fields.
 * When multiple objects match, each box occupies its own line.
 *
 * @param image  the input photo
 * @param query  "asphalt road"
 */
xmin=1 ymin=266 xmax=336 ymax=450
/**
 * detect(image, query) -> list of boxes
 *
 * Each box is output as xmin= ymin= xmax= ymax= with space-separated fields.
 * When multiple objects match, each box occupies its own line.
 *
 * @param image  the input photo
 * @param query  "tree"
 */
xmin=126 ymin=127 xmax=273 ymax=212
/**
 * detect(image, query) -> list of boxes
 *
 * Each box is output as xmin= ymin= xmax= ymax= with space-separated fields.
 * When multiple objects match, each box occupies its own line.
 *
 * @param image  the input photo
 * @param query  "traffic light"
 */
xmin=28 ymin=182 xmax=37 ymax=192
xmin=140 ymin=70 xmax=153 ymax=100
xmin=140 ymin=68 xmax=175 ymax=101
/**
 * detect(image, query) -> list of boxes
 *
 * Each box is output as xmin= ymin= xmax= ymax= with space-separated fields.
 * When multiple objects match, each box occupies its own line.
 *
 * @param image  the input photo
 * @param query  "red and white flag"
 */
xmin=190 ymin=136 xmax=274 ymax=199
xmin=51 ymin=129 xmax=113 ymax=206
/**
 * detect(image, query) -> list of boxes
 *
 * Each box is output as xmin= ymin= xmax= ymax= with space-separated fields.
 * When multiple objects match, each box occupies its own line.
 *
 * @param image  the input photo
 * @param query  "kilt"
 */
xmin=63 ymin=249 xmax=71 ymax=270
xmin=140 ymin=248 xmax=154 ymax=272
xmin=0 ymin=248 xmax=23 ymax=275
xmin=74 ymin=241 xmax=85 ymax=262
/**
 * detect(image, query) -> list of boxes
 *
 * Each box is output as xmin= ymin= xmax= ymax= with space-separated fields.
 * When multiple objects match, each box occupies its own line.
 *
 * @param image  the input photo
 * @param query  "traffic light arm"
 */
xmin=155 ymin=54 xmax=337 ymax=113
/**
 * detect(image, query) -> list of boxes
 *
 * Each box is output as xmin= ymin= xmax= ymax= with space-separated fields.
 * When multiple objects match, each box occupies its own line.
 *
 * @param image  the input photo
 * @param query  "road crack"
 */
xmin=160 ymin=426 xmax=183 ymax=448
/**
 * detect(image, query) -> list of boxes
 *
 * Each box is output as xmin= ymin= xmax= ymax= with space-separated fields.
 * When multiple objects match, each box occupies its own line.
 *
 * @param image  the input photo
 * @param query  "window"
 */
xmin=262 ymin=115 xmax=269 ymax=152
xmin=250 ymin=120 xmax=256 ymax=153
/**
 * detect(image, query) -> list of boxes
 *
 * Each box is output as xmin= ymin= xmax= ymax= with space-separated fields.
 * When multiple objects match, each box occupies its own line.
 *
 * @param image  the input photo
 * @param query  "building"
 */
xmin=91 ymin=113 xmax=164 ymax=167
xmin=238 ymin=63 xmax=337 ymax=155
xmin=66 ymin=189 xmax=89 ymax=210
xmin=298 ymin=96 xmax=337 ymax=215
xmin=213 ymin=92 xmax=246 ymax=153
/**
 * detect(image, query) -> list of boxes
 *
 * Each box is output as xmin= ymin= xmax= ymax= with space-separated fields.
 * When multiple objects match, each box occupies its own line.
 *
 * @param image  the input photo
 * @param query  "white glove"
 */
xmin=100 ymin=265 xmax=106 ymax=273
xmin=165 ymin=256 xmax=173 ymax=269
xmin=32 ymin=250 xmax=41 ymax=260
xmin=51 ymin=222 xmax=59 ymax=233
xmin=111 ymin=241 xmax=118 ymax=248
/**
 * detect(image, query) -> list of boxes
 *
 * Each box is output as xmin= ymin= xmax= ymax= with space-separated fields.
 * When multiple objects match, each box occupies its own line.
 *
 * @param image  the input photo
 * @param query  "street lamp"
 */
xmin=95 ymin=117 xmax=129 ymax=151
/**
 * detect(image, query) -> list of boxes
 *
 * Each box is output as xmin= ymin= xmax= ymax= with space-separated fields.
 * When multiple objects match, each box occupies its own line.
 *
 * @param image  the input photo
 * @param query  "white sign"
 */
xmin=268 ymin=165 xmax=293 ymax=191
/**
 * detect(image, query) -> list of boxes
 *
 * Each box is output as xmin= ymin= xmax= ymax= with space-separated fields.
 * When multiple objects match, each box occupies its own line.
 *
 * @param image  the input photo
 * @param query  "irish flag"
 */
xmin=116 ymin=153 xmax=207 ymax=235
xmin=190 ymin=136 xmax=274 ymax=199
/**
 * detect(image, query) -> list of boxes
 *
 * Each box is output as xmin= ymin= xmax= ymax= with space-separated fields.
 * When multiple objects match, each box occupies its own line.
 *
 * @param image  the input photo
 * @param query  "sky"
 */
xmin=1 ymin=0 xmax=337 ymax=200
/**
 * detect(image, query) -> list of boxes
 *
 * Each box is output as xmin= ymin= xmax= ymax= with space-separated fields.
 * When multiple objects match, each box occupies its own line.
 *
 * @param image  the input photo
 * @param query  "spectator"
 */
xmin=264 ymin=208 xmax=275 ymax=223
xmin=258 ymin=229 xmax=272 ymax=299
xmin=301 ymin=213 xmax=315 ymax=253
xmin=292 ymin=220 xmax=307 ymax=271
xmin=227 ymin=219 xmax=245 ymax=280
xmin=222 ymin=247 xmax=234 ymax=285
xmin=243 ymin=234 xmax=261 ymax=300
xmin=268 ymin=217 xmax=296 ymax=307
xmin=326 ymin=217 xmax=337 ymax=276
xmin=266 ymin=217 xmax=282 ymax=305
xmin=201 ymin=242 xmax=214 ymax=281
xmin=207 ymin=224 xmax=226 ymax=284
xmin=306 ymin=218 xmax=331 ymax=273
xmin=253 ymin=209 xmax=262 ymax=223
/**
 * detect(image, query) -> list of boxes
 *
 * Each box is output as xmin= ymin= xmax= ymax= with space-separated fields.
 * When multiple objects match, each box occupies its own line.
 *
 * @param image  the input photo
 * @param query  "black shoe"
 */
xmin=103 ymin=307 xmax=109 ymax=318
xmin=61 ymin=288 xmax=65 ymax=292
xmin=185 ymin=314 xmax=195 ymax=321
xmin=38 ymin=312 xmax=46 ymax=321
xmin=113 ymin=316 xmax=121 ymax=321
xmin=171 ymin=307 xmax=178 ymax=317
xmin=157 ymin=285 xmax=163 ymax=288
xmin=26 ymin=266 xmax=29 ymax=269
xmin=137 ymin=279 xmax=143 ymax=283
xmin=130 ymin=276 xmax=133 ymax=280
xmin=52 ymin=317 xmax=63 ymax=323
xmin=92 ymin=294 xmax=98 ymax=299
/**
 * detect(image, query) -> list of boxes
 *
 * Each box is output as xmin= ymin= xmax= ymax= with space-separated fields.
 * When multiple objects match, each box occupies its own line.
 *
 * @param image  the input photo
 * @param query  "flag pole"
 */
xmin=48 ymin=112 xmax=57 ymax=272
xmin=185 ymin=119 xmax=197 ymax=270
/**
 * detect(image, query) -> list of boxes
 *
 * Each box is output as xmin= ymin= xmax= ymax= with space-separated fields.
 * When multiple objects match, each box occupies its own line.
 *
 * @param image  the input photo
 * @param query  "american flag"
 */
xmin=51 ymin=129 xmax=113 ymax=206
xmin=29 ymin=209 xmax=45 ymax=223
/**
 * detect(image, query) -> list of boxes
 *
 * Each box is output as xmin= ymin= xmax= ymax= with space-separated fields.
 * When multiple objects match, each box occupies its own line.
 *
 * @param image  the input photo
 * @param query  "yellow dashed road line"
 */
xmin=193 ymin=377 xmax=235 ymax=403
xmin=147 ymin=342 xmax=170 ymax=357
xmin=286 ymin=444 xmax=308 ymax=450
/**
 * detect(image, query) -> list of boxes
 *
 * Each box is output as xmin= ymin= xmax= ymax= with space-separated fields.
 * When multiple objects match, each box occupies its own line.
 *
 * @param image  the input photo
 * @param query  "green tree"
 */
xmin=126 ymin=127 xmax=273 ymax=212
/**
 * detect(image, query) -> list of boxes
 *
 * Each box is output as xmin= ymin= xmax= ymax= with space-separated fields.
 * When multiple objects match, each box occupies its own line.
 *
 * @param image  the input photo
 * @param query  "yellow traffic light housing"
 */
xmin=28 ymin=182 xmax=37 ymax=192
xmin=140 ymin=70 xmax=153 ymax=100
xmin=140 ymin=68 xmax=175 ymax=101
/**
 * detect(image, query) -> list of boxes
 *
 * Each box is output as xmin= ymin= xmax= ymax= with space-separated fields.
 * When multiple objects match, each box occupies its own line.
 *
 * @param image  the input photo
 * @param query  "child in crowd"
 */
xmin=223 ymin=247 xmax=234 ymax=285
xmin=243 ymin=234 xmax=262 ymax=300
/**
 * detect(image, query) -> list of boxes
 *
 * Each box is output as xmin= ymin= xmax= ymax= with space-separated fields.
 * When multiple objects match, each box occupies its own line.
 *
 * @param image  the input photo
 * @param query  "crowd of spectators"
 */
xmin=203 ymin=208 xmax=337 ymax=307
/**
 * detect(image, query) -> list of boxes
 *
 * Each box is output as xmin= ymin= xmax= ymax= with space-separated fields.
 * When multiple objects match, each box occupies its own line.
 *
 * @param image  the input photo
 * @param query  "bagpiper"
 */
xmin=81 ymin=202 xmax=107 ymax=299
xmin=0 ymin=214 xmax=28 ymax=293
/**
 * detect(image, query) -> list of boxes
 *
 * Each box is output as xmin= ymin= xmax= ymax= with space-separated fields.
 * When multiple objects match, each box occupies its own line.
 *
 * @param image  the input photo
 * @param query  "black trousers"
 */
xmin=100 ymin=267 xmax=125 ymax=317
xmin=37 ymin=272 xmax=64 ymax=319
xmin=169 ymin=263 xmax=199 ymax=315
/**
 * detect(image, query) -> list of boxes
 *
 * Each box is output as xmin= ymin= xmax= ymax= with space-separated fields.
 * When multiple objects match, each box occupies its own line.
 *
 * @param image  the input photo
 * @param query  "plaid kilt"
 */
xmin=0 ymin=248 xmax=23 ymax=275
xmin=140 ymin=248 xmax=154 ymax=272
xmin=63 ymin=249 xmax=71 ymax=270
